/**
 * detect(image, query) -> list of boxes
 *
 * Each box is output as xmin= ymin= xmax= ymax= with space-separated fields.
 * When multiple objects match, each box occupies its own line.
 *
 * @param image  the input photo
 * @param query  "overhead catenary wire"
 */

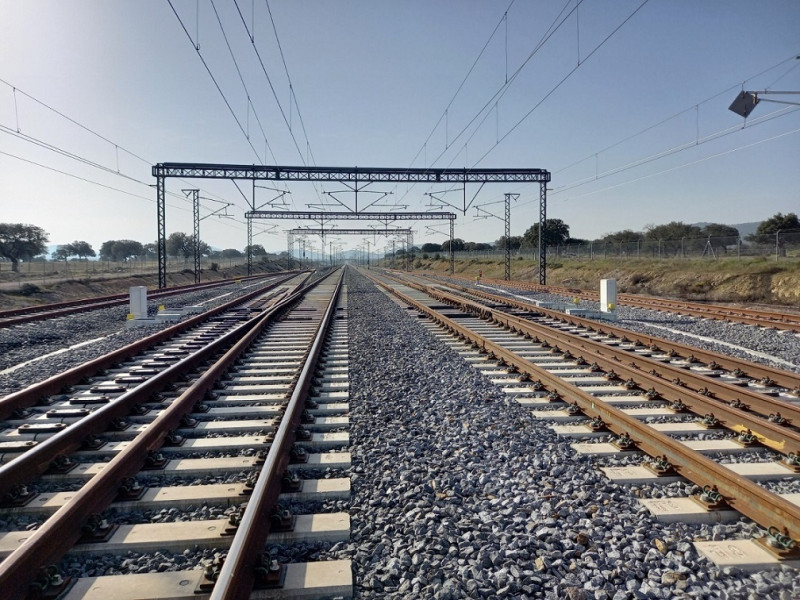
xmin=167 ymin=0 xmax=264 ymax=164
xmin=554 ymin=53 xmax=800 ymax=176
xmin=0 ymin=150 xmax=182 ymax=211
xmin=558 ymin=125 xmax=800 ymax=203
xmin=471 ymin=53 xmax=800 ymax=213
xmin=0 ymin=78 xmax=232 ymax=207
xmin=395 ymin=0 xmax=578 ymax=207
xmin=208 ymin=0 xmax=277 ymax=165
xmin=230 ymin=0 xmax=308 ymax=167
xmin=391 ymin=0 xmax=573 ymax=222
xmin=231 ymin=0 xmax=323 ymax=207
xmin=264 ymin=0 xmax=316 ymax=168
xmin=469 ymin=0 xmax=651 ymax=168
xmin=0 ymin=125 xmax=224 ymax=212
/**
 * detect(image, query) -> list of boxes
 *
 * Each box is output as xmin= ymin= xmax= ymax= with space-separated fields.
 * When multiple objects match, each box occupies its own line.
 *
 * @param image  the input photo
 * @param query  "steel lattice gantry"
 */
xmin=152 ymin=162 xmax=550 ymax=288
xmin=286 ymin=227 xmax=414 ymax=271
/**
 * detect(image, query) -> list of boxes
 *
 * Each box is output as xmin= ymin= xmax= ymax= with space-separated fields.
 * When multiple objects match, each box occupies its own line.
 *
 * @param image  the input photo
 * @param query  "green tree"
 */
xmin=522 ymin=219 xmax=570 ymax=249
xmin=166 ymin=232 xmax=192 ymax=260
xmin=52 ymin=245 xmax=71 ymax=262
xmin=441 ymin=238 xmax=465 ymax=252
xmin=644 ymin=222 xmax=703 ymax=256
xmin=465 ymin=242 xmax=493 ymax=251
xmin=221 ymin=248 xmax=244 ymax=259
xmin=700 ymin=224 xmax=740 ymax=254
xmin=245 ymin=244 xmax=267 ymax=257
xmin=63 ymin=240 xmax=95 ymax=260
xmin=421 ymin=242 xmax=442 ymax=253
xmin=495 ymin=235 xmax=523 ymax=250
xmin=100 ymin=239 xmax=144 ymax=261
xmin=753 ymin=213 xmax=800 ymax=236
xmin=0 ymin=223 xmax=49 ymax=272
xmin=142 ymin=243 xmax=157 ymax=259
xmin=750 ymin=213 xmax=800 ymax=255
xmin=599 ymin=229 xmax=643 ymax=244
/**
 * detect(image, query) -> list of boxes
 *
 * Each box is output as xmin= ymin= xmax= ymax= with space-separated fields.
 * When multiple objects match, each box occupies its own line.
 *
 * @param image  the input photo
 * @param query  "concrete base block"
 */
xmin=64 ymin=560 xmax=353 ymax=600
xmin=125 ymin=318 xmax=160 ymax=329
xmin=694 ymin=539 xmax=800 ymax=572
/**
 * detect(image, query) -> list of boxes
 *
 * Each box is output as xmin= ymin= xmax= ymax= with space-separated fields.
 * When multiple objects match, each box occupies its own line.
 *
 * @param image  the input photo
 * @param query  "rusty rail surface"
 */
xmin=431 ymin=279 xmax=800 ymax=417
xmin=0 ymin=272 xmax=302 ymax=421
xmin=395 ymin=274 xmax=800 ymax=453
xmin=442 ymin=279 xmax=800 ymax=392
xmin=211 ymin=270 xmax=343 ymax=600
xmin=0 ymin=271 xmax=330 ymax=600
xmin=431 ymin=273 xmax=800 ymax=332
xmin=366 ymin=269 xmax=800 ymax=544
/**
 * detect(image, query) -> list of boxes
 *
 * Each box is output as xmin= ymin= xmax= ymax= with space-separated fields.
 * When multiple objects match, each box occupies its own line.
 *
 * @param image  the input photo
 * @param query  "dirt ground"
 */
xmin=3 ymin=257 xmax=800 ymax=310
xmin=407 ymin=256 xmax=800 ymax=308
xmin=0 ymin=262 xmax=284 ymax=310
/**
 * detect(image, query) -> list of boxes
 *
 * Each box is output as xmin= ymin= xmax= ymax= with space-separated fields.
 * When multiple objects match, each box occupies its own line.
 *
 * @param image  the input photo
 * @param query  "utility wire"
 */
xmin=167 ymin=0 xmax=264 ymax=163
xmin=557 ymin=125 xmax=800 ymax=203
xmin=475 ymin=54 xmax=800 ymax=208
xmin=231 ymin=0 xmax=308 ymax=166
xmin=555 ymin=53 xmax=800 ymax=176
xmin=0 ymin=125 xmax=216 ymax=208
xmin=401 ymin=0 xmax=582 ymax=207
xmin=470 ymin=0 xmax=651 ymax=168
xmin=396 ymin=0 xmax=568 ymax=209
xmin=426 ymin=0 xmax=580 ymax=172
xmin=209 ymin=0 xmax=277 ymax=164
xmin=0 ymin=78 xmax=232 ymax=206
xmin=264 ymin=0 xmax=317 ymax=167
xmin=0 ymin=150 xmax=184 ymax=210
xmin=403 ymin=0 xmax=518 ymax=173
xmin=553 ymin=105 xmax=800 ymax=196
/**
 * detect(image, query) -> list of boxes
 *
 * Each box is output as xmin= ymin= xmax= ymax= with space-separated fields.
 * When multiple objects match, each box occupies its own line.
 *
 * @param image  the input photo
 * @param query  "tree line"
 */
xmin=417 ymin=213 xmax=800 ymax=255
xmin=0 ymin=223 xmax=274 ymax=272
xmin=2 ymin=213 xmax=798 ymax=272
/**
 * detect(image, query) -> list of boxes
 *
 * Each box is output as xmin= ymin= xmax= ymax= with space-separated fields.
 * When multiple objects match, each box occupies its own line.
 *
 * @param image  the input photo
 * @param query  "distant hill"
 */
xmin=693 ymin=222 xmax=759 ymax=238
xmin=732 ymin=222 xmax=759 ymax=238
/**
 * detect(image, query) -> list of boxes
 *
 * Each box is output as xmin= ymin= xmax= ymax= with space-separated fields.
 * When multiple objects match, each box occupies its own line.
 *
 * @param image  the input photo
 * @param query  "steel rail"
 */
xmin=366 ymin=270 xmax=800 ymax=544
xmin=462 ymin=274 xmax=800 ymax=332
xmin=443 ymin=278 xmax=800 ymax=391
xmin=210 ymin=269 xmax=344 ymax=600
xmin=0 ymin=272 xmax=325 ymax=600
xmin=0 ymin=272 xmax=296 ymax=328
xmin=0 ymin=272 xmax=302 ymax=421
xmin=429 ymin=279 xmax=800 ymax=419
xmin=419 ymin=284 xmax=800 ymax=455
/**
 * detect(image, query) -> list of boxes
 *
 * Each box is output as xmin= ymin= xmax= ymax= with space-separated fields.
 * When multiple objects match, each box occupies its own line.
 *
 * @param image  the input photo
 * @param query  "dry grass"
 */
xmin=404 ymin=256 xmax=800 ymax=307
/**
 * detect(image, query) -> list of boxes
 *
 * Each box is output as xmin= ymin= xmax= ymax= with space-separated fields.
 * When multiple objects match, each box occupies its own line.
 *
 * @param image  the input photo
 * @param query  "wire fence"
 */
xmin=0 ymin=256 xmax=258 ymax=288
xmin=444 ymin=230 xmax=800 ymax=262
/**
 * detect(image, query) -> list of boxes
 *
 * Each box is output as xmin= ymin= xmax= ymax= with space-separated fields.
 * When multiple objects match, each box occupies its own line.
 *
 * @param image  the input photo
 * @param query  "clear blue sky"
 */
xmin=1 ymin=1 xmax=799 ymax=255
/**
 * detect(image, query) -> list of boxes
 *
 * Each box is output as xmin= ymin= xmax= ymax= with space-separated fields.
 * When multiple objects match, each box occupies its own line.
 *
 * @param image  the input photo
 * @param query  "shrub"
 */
xmin=19 ymin=283 xmax=41 ymax=296
xmin=210 ymin=262 xmax=219 ymax=272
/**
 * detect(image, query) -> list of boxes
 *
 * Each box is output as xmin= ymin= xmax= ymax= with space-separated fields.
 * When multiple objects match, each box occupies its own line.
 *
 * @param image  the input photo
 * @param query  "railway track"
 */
xmin=0 ymin=273 xmax=295 ymax=329
xmin=430 ymin=273 xmax=800 ymax=332
xmin=366 ymin=269 xmax=800 ymax=571
xmin=0 ymin=269 xmax=351 ymax=599
xmin=3 ymin=265 xmax=800 ymax=597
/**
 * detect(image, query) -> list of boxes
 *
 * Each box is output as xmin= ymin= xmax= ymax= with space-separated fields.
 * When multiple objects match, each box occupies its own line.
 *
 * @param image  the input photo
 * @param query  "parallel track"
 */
xmin=430 ymin=273 xmax=800 ymax=332
xmin=0 ymin=269 xmax=351 ymax=599
xmin=367 ymin=269 xmax=800 ymax=559
xmin=0 ymin=273 xmax=297 ymax=329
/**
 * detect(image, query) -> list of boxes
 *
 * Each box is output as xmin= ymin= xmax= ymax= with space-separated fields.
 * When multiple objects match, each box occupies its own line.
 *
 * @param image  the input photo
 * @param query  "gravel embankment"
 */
xmin=0 ymin=283 xmax=268 ymax=396
xmin=474 ymin=280 xmax=800 ymax=374
xmin=324 ymin=269 xmax=798 ymax=600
